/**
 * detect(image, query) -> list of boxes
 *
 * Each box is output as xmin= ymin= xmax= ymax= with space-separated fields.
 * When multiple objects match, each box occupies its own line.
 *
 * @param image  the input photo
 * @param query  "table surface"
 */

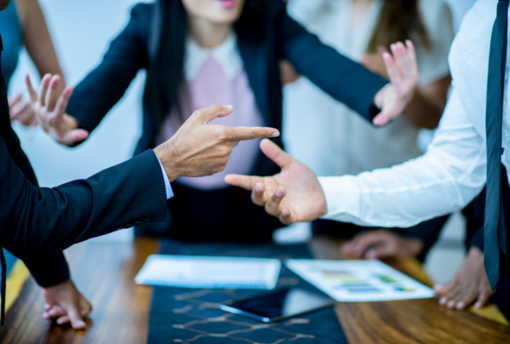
xmin=1 ymin=237 xmax=509 ymax=344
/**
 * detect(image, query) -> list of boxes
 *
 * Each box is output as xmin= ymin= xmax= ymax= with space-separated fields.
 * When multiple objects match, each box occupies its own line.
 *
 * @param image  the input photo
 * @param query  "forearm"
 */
xmin=22 ymin=252 xmax=70 ymax=288
xmin=1 ymin=145 xmax=168 ymax=259
xmin=319 ymin=90 xmax=486 ymax=228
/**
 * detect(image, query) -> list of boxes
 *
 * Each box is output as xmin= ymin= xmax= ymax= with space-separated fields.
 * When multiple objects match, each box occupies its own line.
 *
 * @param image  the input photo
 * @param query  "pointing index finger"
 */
xmin=224 ymin=126 xmax=280 ymax=141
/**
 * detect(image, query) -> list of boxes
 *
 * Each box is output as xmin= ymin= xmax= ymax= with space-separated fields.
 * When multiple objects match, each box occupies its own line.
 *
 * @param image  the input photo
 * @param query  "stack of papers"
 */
xmin=286 ymin=259 xmax=435 ymax=302
xmin=135 ymin=255 xmax=281 ymax=290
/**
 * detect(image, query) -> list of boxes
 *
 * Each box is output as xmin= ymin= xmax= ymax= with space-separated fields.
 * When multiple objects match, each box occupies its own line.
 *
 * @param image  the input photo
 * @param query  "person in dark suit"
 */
xmin=0 ymin=0 xmax=280 ymax=328
xmin=29 ymin=0 xmax=418 ymax=243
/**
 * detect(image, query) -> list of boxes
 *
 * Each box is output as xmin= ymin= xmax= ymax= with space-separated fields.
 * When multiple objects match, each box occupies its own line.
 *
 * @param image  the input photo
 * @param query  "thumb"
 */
xmin=194 ymin=104 xmax=233 ymax=124
xmin=260 ymin=139 xmax=295 ymax=169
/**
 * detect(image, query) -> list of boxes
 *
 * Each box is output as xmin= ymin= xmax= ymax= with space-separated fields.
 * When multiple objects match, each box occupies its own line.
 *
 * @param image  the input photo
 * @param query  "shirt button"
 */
xmin=505 ymin=131 xmax=510 ymax=141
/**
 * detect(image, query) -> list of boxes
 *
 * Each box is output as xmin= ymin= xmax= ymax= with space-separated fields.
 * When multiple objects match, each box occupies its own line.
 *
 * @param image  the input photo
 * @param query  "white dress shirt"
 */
xmin=318 ymin=0 xmax=509 ymax=228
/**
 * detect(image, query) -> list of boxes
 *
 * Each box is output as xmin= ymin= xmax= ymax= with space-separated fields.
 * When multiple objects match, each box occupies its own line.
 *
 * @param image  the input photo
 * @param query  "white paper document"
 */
xmin=286 ymin=259 xmax=435 ymax=302
xmin=135 ymin=255 xmax=281 ymax=290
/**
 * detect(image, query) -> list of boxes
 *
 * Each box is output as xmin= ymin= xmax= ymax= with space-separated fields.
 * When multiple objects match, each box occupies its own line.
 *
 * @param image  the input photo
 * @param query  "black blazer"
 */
xmin=67 ymin=1 xmax=388 ymax=177
xmin=0 ymin=36 xmax=168 ymax=323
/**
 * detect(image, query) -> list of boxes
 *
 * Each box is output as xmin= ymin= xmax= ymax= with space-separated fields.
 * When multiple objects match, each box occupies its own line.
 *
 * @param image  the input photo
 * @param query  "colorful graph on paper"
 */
xmin=286 ymin=259 xmax=435 ymax=302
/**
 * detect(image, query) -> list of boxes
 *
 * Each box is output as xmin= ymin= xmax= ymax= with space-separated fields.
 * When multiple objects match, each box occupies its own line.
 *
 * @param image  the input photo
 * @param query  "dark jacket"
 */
xmin=0 ymin=35 xmax=168 ymax=323
xmin=66 ymin=1 xmax=388 ymax=178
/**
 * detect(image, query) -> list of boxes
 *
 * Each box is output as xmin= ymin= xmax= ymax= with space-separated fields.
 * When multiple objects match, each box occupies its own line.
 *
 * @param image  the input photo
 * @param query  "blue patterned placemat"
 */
xmin=147 ymin=240 xmax=349 ymax=344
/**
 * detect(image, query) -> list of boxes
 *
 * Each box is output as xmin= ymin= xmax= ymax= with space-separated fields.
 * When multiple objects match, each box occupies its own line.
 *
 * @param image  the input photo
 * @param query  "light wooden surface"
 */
xmin=1 ymin=237 xmax=509 ymax=344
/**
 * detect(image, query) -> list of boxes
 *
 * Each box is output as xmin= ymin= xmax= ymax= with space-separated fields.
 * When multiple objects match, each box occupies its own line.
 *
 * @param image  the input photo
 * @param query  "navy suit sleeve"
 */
xmin=0 ymin=133 xmax=168 ymax=259
xmin=66 ymin=4 xmax=150 ymax=135
xmin=22 ymin=253 xmax=70 ymax=288
xmin=276 ymin=4 xmax=388 ymax=121
xmin=470 ymin=226 xmax=484 ymax=252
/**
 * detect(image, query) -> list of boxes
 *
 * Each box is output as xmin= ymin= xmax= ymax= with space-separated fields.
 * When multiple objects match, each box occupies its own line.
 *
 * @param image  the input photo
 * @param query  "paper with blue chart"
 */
xmin=286 ymin=259 xmax=435 ymax=302
xmin=135 ymin=255 xmax=281 ymax=290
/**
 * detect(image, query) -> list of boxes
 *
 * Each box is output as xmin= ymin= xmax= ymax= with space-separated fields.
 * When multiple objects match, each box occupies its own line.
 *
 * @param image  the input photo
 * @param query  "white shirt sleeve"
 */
xmin=318 ymin=88 xmax=486 ymax=228
xmin=156 ymin=156 xmax=174 ymax=199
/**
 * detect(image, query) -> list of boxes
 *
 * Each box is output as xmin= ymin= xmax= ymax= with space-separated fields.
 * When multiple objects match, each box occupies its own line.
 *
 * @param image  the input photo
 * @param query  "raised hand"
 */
xmin=224 ymin=139 xmax=327 ymax=225
xmin=8 ymin=94 xmax=37 ymax=126
xmin=26 ymin=73 xmax=89 ymax=146
xmin=372 ymin=40 xmax=419 ymax=126
xmin=154 ymin=105 xmax=280 ymax=182
xmin=42 ymin=279 xmax=92 ymax=330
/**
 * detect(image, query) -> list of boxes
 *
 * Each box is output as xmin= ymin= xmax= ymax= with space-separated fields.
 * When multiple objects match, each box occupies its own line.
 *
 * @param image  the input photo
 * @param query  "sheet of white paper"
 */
xmin=286 ymin=259 xmax=435 ymax=302
xmin=135 ymin=255 xmax=281 ymax=290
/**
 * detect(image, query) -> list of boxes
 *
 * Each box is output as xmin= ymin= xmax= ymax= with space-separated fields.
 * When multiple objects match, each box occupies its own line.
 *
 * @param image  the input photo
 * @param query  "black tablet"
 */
xmin=220 ymin=288 xmax=334 ymax=323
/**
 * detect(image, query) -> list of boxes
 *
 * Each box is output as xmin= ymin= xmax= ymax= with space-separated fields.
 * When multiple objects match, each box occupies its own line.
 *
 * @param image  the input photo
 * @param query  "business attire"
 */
xmin=0 ymin=31 xmax=174 ymax=322
xmin=0 ymin=0 xmax=72 ymax=295
xmin=283 ymin=0 xmax=455 ymax=260
xmin=316 ymin=0 xmax=509 ymax=317
xmin=65 ymin=2 xmax=388 ymax=241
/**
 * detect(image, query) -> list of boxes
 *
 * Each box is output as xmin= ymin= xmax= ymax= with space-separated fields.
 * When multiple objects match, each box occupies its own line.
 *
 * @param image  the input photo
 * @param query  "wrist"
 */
xmin=154 ymin=143 xmax=179 ymax=182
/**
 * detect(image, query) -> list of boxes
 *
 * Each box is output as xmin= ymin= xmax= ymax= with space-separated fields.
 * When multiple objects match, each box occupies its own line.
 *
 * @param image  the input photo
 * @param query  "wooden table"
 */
xmin=1 ymin=237 xmax=509 ymax=344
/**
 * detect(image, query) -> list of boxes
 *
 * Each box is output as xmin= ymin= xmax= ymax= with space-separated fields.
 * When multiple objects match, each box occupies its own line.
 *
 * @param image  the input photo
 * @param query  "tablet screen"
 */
xmin=222 ymin=288 xmax=333 ymax=322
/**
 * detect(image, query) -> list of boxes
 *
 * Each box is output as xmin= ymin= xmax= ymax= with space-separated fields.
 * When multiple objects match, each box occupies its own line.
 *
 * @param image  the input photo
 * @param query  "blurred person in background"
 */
xmin=282 ymin=0 xmax=454 ymax=263
xmin=0 ymin=0 xmax=92 ymax=330
xmin=28 ymin=0 xmax=417 ymax=245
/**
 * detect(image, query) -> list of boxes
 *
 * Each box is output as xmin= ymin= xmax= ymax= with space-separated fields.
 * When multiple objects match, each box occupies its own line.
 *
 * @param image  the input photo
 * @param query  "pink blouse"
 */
xmin=158 ymin=33 xmax=265 ymax=190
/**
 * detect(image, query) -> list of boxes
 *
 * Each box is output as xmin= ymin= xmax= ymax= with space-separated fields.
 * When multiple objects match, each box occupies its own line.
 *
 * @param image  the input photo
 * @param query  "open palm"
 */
xmin=225 ymin=139 xmax=327 ymax=225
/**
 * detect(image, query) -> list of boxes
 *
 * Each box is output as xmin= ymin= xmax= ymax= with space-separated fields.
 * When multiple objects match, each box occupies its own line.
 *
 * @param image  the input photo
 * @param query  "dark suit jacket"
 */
xmin=66 ymin=2 xmax=388 ymax=177
xmin=0 ymin=35 xmax=168 ymax=321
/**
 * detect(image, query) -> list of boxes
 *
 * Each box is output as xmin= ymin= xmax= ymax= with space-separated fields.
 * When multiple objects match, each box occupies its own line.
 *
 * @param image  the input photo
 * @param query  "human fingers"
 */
xmin=391 ymin=42 xmax=412 ymax=78
xmin=45 ymin=75 xmax=60 ymax=112
xmin=53 ymin=86 xmax=74 ymax=120
xmin=251 ymin=182 xmax=269 ymax=206
xmin=193 ymin=104 xmax=234 ymax=124
xmin=66 ymin=305 xmax=87 ymax=330
xmin=224 ymin=126 xmax=280 ymax=141
xmin=225 ymin=174 xmax=265 ymax=191
xmin=38 ymin=74 xmax=53 ymax=107
xmin=47 ymin=306 xmax=66 ymax=318
xmin=10 ymin=102 xmax=35 ymax=126
xmin=279 ymin=207 xmax=293 ymax=225
xmin=349 ymin=231 xmax=389 ymax=257
xmin=405 ymin=40 xmax=418 ymax=76
xmin=454 ymin=286 xmax=479 ymax=310
xmin=8 ymin=94 xmax=22 ymax=108
xmin=260 ymin=139 xmax=295 ymax=169
xmin=56 ymin=315 xmax=71 ymax=326
xmin=61 ymin=129 xmax=90 ymax=146
xmin=364 ymin=243 xmax=396 ymax=260
xmin=25 ymin=74 xmax=38 ymax=104
xmin=265 ymin=186 xmax=286 ymax=216
xmin=474 ymin=288 xmax=493 ymax=309
xmin=382 ymin=51 xmax=402 ymax=87
xmin=444 ymin=285 xmax=463 ymax=309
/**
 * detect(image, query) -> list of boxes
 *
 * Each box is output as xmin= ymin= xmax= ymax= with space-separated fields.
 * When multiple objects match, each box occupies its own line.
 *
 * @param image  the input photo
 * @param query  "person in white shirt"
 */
xmin=226 ymin=0 xmax=510 ymax=316
xmin=281 ymin=0 xmax=454 ymax=262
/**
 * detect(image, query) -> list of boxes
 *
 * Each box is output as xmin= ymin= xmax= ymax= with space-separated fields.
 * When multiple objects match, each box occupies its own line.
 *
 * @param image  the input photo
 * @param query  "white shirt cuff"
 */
xmin=156 ymin=156 xmax=174 ymax=199
xmin=318 ymin=176 xmax=362 ymax=222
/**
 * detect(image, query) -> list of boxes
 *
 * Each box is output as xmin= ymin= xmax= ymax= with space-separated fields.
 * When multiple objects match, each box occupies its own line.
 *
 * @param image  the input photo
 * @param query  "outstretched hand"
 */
xmin=372 ymin=40 xmax=419 ymax=126
xmin=225 ymin=139 xmax=327 ymax=225
xmin=26 ymin=73 xmax=89 ymax=146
